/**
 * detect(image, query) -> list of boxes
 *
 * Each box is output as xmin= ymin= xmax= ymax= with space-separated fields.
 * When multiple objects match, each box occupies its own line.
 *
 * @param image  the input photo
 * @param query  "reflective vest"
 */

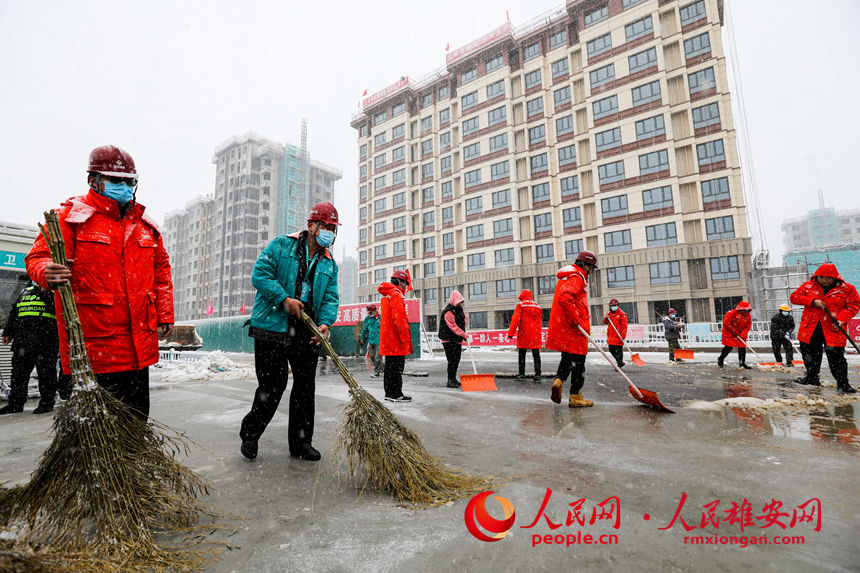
xmin=15 ymin=287 xmax=56 ymax=319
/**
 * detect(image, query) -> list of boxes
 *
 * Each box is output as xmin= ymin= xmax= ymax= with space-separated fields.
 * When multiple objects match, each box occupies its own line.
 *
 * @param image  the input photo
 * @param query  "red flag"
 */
xmin=506 ymin=10 xmax=510 ymax=21
xmin=404 ymin=269 xmax=413 ymax=293
xmin=206 ymin=301 xmax=213 ymax=316
xmin=362 ymin=89 xmax=367 ymax=96
xmin=240 ymin=300 xmax=246 ymax=315
xmin=445 ymin=42 xmax=450 ymax=51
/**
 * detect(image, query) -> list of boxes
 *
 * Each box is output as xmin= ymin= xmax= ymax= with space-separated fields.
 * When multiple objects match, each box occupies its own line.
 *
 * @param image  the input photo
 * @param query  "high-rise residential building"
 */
xmin=781 ymin=206 xmax=860 ymax=253
xmin=337 ymin=256 xmax=358 ymax=304
xmin=164 ymin=131 xmax=342 ymax=321
xmin=351 ymin=0 xmax=751 ymax=328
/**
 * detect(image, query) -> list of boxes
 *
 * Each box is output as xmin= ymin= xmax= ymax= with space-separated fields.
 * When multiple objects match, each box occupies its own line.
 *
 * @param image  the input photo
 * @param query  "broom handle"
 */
xmin=734 ymin=335 xmax=765 ymax=363
xmin=606 ymin=317 xmax=635 ymax=356
xmin=577 ymin=325 xmax=643 ymax=399
xmin=298 ymin=310 xmax=358 ymax=391
xmin=466 ymin=338 xmax=478 ymax=375
xmin=821 ymin=305 xmax=860 ymax=354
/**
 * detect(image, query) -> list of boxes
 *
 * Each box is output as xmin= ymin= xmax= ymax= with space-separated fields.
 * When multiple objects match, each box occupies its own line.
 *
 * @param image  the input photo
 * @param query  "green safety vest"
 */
xmin=15 ymin=290 xmax=56 ymax=320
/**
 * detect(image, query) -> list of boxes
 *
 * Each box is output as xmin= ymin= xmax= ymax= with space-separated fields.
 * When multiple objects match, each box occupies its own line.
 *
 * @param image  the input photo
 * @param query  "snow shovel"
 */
xmin=734 ymin=336 xmax=767 ymax=365
xmin=460 ymin=338 xmax=497 ymax=392
xmin=606 ymin=318 xmax=645 ymax=366
xmin=789 ymin=340 xmax=805 ymax=366
xmin=577 ymin=325 xmax=673 ymax=413
xmin=673 ymin=347 xmax=695 ymax=360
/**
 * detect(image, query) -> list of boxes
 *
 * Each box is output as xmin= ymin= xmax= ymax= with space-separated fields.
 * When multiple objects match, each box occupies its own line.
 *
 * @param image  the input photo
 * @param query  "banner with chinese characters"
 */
xmin=849 ymin=318 xmax=860 ymax=344
xmin=332 ymin=299 xmax=422 ymax=326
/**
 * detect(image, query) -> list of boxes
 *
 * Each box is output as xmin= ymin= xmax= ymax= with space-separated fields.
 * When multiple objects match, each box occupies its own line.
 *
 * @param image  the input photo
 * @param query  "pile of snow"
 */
xmin=686 ymin=393 xmax=860 ymax=414
xmin=154 ymin=351 xmax=255 ymax=382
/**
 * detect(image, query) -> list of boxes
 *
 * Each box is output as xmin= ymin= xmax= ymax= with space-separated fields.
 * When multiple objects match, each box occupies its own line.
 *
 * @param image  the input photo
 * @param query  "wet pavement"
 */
xmin=1 ymin=349 xmax=858 ymax=572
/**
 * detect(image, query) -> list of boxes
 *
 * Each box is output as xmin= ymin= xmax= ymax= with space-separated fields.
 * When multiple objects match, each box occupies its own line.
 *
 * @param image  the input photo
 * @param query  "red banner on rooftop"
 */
xmin=362 ymin=77 xmax=410 ymax=109
xmin=446 ymin=22 xmax=512 ymax=66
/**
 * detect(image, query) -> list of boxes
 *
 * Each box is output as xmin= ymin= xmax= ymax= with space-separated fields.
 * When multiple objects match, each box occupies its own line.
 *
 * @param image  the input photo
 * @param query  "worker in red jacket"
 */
xmin=26 ymin=145 xmax=174 ymax=421
xmin=717 ymin=301 xmax=753 ymax=369
xmin=379 ymin=270 xmax=413 ymax=402
xmin=603 ymin=298 xmax=628 ymax=368
xmin=547 ymin=251 xmax=597 ymax=408
xmin=790 ymin=263 xmax=860 ymax=392
xmin=506 ymin=289 xmax=542 ymax=382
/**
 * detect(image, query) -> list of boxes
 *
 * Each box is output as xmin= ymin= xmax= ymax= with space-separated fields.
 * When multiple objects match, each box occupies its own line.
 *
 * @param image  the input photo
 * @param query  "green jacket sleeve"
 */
xmin=316 ymin=261 xmax=339 ymax=326
xmin=251 ymin=239 xmax=289 ymax=306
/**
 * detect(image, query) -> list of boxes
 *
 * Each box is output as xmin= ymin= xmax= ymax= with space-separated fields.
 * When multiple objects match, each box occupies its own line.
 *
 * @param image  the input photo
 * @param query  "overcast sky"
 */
xmin=1 ymin=0 xmax=858 ymax=264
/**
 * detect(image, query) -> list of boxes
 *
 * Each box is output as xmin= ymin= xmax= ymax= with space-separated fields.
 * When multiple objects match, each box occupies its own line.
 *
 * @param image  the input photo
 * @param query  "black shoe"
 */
xmin=393 ymin=395 xmax=412 ymax=402
xmin=370 ymin=373 xmax=381 ymax=378
xmin=795 ymin=377 xmax=820 ymax=386
xmin=0 ymin=405 xmax=23 ymax=415
xmin=619 ymin=362 xmax=625 ymax=368
xmin=533 ymin=375 xmax=542 ymax=383
xmin=240 ymin=439 xmax=258 ymax=460
xmin=515 ymin=373 xmax=527 ymax=381
xmin=33 ymin=403 xmax=54 ymax=415
xmin=740 ymin=363 xmax=752 ymax=370
xmin=290 ymin=443 xmax=321 ymax=461
xmin=717 ymin=357 xmax=724 ymax=368
xmin=838 ymin=384 xmax=857 ymax=394
xmin=446 ymin=379 xmax=461 ymax=388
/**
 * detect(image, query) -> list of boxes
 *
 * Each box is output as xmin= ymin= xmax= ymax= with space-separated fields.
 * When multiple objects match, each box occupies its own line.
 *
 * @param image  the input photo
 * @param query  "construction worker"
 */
xmin=548 ymin=251 xmax=596 ymax=408
xmin=26 ymin=145 xmax=174 ymax=422
xmin=603 ymin=298 xmax=628 ymax=368
xmin=663 ymin=309 xmax=684 ymax=362
xmin=717 ymin=301 xmax=753 ymax=369
xmin=790 ymin=263 xmax=860 ymax=392
xmin=0 ymin=281 xmax=59 ymax=414
xmin=506 ymin=289 xmax=542 ymax=382
xmin=379 ymin=270 xmax=413 ymax=402
xmin=360 ymin=304 xmax=383 ymax=377
xmin=770 ymin=304 xmax=795 ymax=366
xmin=240 ymin=201 xmax=341 ymax=462
xmin=438 ymin=289 xmax=467 ymax=388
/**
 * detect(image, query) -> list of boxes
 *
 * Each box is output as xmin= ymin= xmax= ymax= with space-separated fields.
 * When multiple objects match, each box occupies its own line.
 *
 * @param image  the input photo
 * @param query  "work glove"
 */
xmin=785 ymin=333 xmax=791 ymax=341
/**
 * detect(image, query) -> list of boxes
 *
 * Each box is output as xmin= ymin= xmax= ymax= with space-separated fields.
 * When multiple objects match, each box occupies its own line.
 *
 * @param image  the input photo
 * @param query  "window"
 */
xmin=359 ymin=250 xmax=367 ymax=264
xmin=394 ymin=240 xmax=407 ymax=256
xmin=532 ymin=182 xmax=551 ymax=203
xmin=423 ymin=236 xmax=436 ymax=253
xmin=646 ymin=222 xmax=678 ymax=246
xmin=525 ymin=69 xmax=542 ymax=89
xmin=467 ymin=253 xmax=486 ymax=270
xmin=710 ymin=255 xmax=740 ymax=280
xmin=360 ymin=164 xmax=368 ymax=178
xmin=488 ymin=106 xmax=506 ymax=126
xmin=705 ymin=216 xmax=735 ymax=240
xmin=558 ymin=144 xmax=577 ymax=166
xmin=680 ymin=0 xmax=707 ymax=26
xmin=392 ymin=101 xmax=405 ymax=116
xmin=424 ymin=262 xmax=437 ymax=278
xmin=374 ymin=221 xmax=387 ymax=236
xmin=527 ymin=96 xmax=544 ymax=117
xmin=536 ymin=244 xmax=555 ymax=262
xmin=684 ymin=32 xmax=711 ymax=59
xmin=697 ymin=139 xmax=725 ymax=166
xmin=392 ymin=146 xmax=405 ymax=162
xmin=487 ymin=79 xmax=505 ymax=99
xmin=636 ymin=115 xmax=665 ymax=140
xmin=421 ymin=139 xmax=433 ymax=155
xmin=529 ymin=124 xmax=546 ymax=145
xmin=374 ymin=198 xmax=387 ymax=214
xmin=585 ymin=5 xmax=608 ymax=27
xmin=534 ymin=212 xmax=553 ymax=233
xmin=374 ymin=175 xmax=387 ymax=190
xmin=469 ymin=311 xmax=488 ymax=328
xmin=587 ymin=34 xmax=612 ymax=58
xmin=375 ymin=245 xmax=387 ymax=259
xmin=421 ymin=116 xmax=433 ymax=133
xmin=360 ymin=185 xmax=367 ymax=200
xmin=466 ymin=224 xmax=485 ymax=243
xmin=632 ymin=80 xmax=661 ymax=105
xmin=442 ymin=206 xmax=453 ymax=223
xmin=393 ymin=216 xmax=406 ymax=232
xmin=639 ymin=149 xmax=669 ymax=174
xmin=374 ymin=110 xmax=387 ymax=124
xmin=422 ymin=187 xmax=434 ymax=203
xmin=556 ymin=115 xmax=574 ymax=136
xmin=554 ymin=86 xmax=572 ymax=107
xmin=596 ymin=127 xmax=622 ymax=151
xmin=701 ymin=177 xmax=730 ymax=203
xmin=494 ymin=217 xmax=513 ymax=237
xmin=443 ymin=259 xmax=455 ymax=275
xmin=625 ymin=15 xmax=653 ymax=42
xmin=650 ymin=261 xmax=682 ymax=284
xmin=489 ymin=133 xmax=508 ymax=153
xmin=550 ymin=29 xmax=567 ymax=50
xmin=563 ymin=207 xmax=582 ymax=228
xmin=530 ymin=153 xmax=548 ymax=174
xmin=623 ymin=0 xmax=647 ymax=7
xmin=443 ymin=232 xmax=454 ymax=250
xmin=440 ymin=155 xmax=452 ymax=173
xmin=605 ymin=229 xmax=632 ymax=252
xmin=439 ymin=108 xmax=451 ymax=124
xmin=424 ymin=288 xmax=437 ymax=304
xmin=461 ymin=67 xmax=477 ymax=84
xmin=393 ymin=191 xmax=406 ymax=208
xmin=439 ymin=131 xmax=451 ymax=148
xmin=392 ymin=123 xmax=405 ymax=139
xmin=463 ymin=116 xmax=480 ymax=135
xmin=688 ymin=67 xmax=716 ymax=94
xmin=565 ymin=239 xmax=584 ymax=259
xmin=643 ymin=186 xmax=674 ymax=210
xmin=417 ymin=94 xmax=432 ymax=109
xmin=598 ymin=160 xmax=626 ymax=184
xmin=464 ymin=168 xmax=482 ymax=188
xmin=491 ymin=161 xmax=510 ymax=180
xmin=393 ymin=168 xmax=406 ymax=185
xmin=536 ymin=276 xmax=554 ymax=295
xmin=439 ymin=84 xmax=450 ymax=99
xmin=590 ymin=63 xmax=615 ymax=88
xmin=608 ymin=266 xmax=635 ymax=288
xmin=359 ymin=228 xmax=367 ymax=243
xmin=375 ymin=268 xmax=387 ymax=282
xmin=441 ymin=181 xmax=453 ymax=198
xmin=360 ymin=125 xmax=367 ymax=137
xmin=492 ymin=189 xmax=511 ymax=209
xmin=628 ymin=47 xmax=657 ymax=74
xmin=524 ymin=42 xmax=541 ymax=61
xmin=486 ymin=54 xmax=504 ymax=72
xmin=465 ymin=196 xmax=483 ymax=215
xmin=464 ymin=142 xmax=481 ymax=161
xmin=421 ymin=163 xmax=433 ymax=180
xmin=551 ymin=58 xmax=569 ymax=78
xmin=601 ymin=195 xmax=628 ymax=218
xmin=593 ymin=95 xmax=619 ymax=119
xmin=469 ymin=282 xmax=487 ymax=300
xmin=360 ymin=143 xmax=367 ymax=158
xmin=497 ymin=278 xmax=517 ymax=297
xmin=461 ymin=91 xmax=479 ymax=111
xmin=359 ymin=206 xmax=368 ymax=222
xmin=561 ymin=175 xmax=579 ymax=197
xmin=495 ymin=248 xmax=515 ymax=267
xmin=692 ymin=102 xmax=720 ymax=129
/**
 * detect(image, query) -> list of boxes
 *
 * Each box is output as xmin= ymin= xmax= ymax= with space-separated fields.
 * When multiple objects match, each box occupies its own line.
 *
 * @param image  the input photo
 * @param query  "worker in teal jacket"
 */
xmin=240 ymin=202 xmax=340 ymax=462
xmin=360 ymin=304 xmax=382 ymax=377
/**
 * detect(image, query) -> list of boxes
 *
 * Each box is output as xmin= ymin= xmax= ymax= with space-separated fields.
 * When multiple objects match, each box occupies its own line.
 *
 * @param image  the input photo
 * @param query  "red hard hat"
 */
xmin=668 ymin=308 xmax=676 ymax=314
xmin=575 ymin=250 xmax=598 ymax=268
xmin=87 ymin=145 xmax=137 ymax=178
xmin=366 ymin=304 xmax=377 ymax=312
xmin=391 ymin=269 xmax=409 ymax=282
xmin=609 ymin=298 xmax=619 ymax=305
xmin=308 ymin=201 xmax=341 ymax=226
xmin=736 ymin=301 xmax=752 ymax=311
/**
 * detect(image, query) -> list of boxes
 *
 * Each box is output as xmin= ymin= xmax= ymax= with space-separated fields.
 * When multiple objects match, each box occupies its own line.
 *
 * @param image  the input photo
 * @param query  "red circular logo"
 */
xmin=464 ymin=491 xmax=516 ymax=542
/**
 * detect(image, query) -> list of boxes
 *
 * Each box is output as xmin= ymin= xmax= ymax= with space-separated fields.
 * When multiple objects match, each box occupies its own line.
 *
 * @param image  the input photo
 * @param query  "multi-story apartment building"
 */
xmin=781 ymin=206 xmax=860 ymax=253
xmin=352 ymin=0 xmax=751 ymax=328
xmin=164 ymin=132 xmax=342 ymax=321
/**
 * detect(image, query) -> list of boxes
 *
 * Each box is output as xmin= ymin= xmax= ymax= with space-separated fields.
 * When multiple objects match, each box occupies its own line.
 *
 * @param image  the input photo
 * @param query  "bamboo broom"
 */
xmin=299 ymin=310 xmax=495 ymax=507
xmin=0 ymin=210 xmax=217 ymax=572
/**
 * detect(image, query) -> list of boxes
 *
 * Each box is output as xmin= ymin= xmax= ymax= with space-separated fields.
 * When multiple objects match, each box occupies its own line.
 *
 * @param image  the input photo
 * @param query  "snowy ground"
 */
xmin=1 ymin=348 xmax=859 ymax=572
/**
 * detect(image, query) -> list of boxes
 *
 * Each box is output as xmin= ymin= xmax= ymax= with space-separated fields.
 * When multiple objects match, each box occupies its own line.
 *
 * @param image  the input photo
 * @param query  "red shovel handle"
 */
xmin=577 ymin=325 xmax=643 ymax=399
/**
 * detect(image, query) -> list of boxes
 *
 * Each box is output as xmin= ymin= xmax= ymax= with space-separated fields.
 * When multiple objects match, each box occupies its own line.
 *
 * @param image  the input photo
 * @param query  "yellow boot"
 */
xmin=569 ymin=393 xmax=594 ymax=408
xmin=550 ymin=378 xmax=563 ymax=404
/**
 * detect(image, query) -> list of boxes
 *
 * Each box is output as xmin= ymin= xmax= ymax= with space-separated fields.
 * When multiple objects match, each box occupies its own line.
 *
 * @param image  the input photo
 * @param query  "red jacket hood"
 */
xmin=448 ymin=289 xmax=464 ymax=306
xmin=736 ymin=301 xmax=752 ymax=311
xmin=557 ymin=265 xmax=576 ymax=279
xmin=812 ymin=263 xmax=842 ymax=281
xmin=518 ymin=289 xmax=533 ymax=302
xmin=378 ymin=281 xmax=403 ymax=297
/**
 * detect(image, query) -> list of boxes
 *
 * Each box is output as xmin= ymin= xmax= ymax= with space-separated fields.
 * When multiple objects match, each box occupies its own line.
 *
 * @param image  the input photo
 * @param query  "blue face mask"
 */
xmin=102 ymin=181 xmax=135 ymax=205
xmin=610 ymin=306 xmax=618 ymax=312
xmin=781 ymin=311 xmax=789 ymax=316
xmin=316 ymin=229 xmax=336 ymax=248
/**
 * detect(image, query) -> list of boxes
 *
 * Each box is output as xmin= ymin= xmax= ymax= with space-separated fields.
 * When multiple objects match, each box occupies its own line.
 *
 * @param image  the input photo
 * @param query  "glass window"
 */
xmin=587 ymin=33 xmax=612 ymax=58
xmin=464 ymin=168 xmax=482 ymax=188
xmin=497 ymin=278 xmax=517 ymax=296
xmin=422 ymin=187 xmax=434 ymax=203
xmin=596 ymin=127 xmax=622 ymax=151
xmin=705 ymin=216 xmax=735 ymax=240
xmin=558 ymin=144 xmax=577 ymax=166
xmin=684 ymin=32 xmax=711 ymax=59
xmin=488 ymin=106 xmax=507 ymax=126
xmin=359 ymin=250 xmax=367 ymax=264
xmin=524 ymin=42 xmax=541 ymax=61
xmin=375 ymin=268 xmax=387 ymax=282
xmin=465 ymin=196 xmax=483 ymax=215
xmin=441 ymin=181 xmax=453 ymax=198
xmin=394 ymin=240 xmax=407 ymax=256
xmin=632 ymin=80 xmax=661 ymax=105
xmin=359 ymin=228 xmax=367 ymax=243
xmin=469 ymin=311 xmax=488 ymax=328
xmin=642 ymin=186 xmax=674 ymax=210
xmin=439 ymin=131 xmax=451 ymax=148
xmin=487 ymin=79 xmax=505 ymax=99
xmin=692 ymin=102 xmax=720 ymax=129
xmin=563 ymin=207 xmax=582 ymax=227
xmin=525 ymin=69 xmax=542 ymax=89
xmin=393 ymin=168 xmax=406 ymax=184
xmin=536 ymin=243 xmax=555 ymax=262
xmin=392 ymin=101 xmax=405 ymax=116
xmin=565 ymin=239 xmax=584 ymax=259
xmin=561 ymin=175 xmax=579 ymax=197
xmin=443 ymin=232 xmax=454 ymax=250
xmin=529 ymin=124 xmax=546 ymax=145
xmin=360 ymin=164 xmax=368 ymax=178
xmin=421 ymin=116 xmax=433 ymax=133
xmin=360 ymin=143 xmax=367 ymax=158
xmin=593 ymin=95 xmax=619 ymax=119
xmin=551 ymin=58 xmax=569 ymax=79
xmin=590 ymin=63 xmax=615 ymax=88
xmin=605 ymin=229 xmax=632 ymax=252
xmin=461 ymin=91 xmax=479 ymax=111
xmin=628 ymin=47 xmax=657 ymax=74
xmin=680 ymin=0 xmax=707 ymax=26
xmin=554 ymin=86 xmax=572 ymax=107
xmin=439 ymin=84 xmax=450 ymax=99
xmin=639 ymin=149 xmax=669 ymax=174
xmin=532 ymin=182 xmax=550 ymax=203
xmin=461 ymin=67 xmax=478 ymax=84
xmin=534 ymin=212 xmax=553 ymax=233
xmin=442 ymin=206 xmax=453 ymax=223
xmin=392 ymin=123 xmax=405 ymax=139
xmin=466 ymin=223 xmax=485 ymax=243
xmin=530 ymin=153 xmax=548 ymax=174
xmin=696 ymin=140 xmax=725 ymax=166
xmin=392 ymin=145 xmax=405 ymax=162
xmin=374 ymin=245 xmax=387 ymax=259
xmin=635 ymin=115 xmax=665 ymax=140
xmin=701 ymin=177 xmax=730 ymax=203
xmin=688 ymin=67 xmax=716 ymax=94
xmin=491 ymin=161 xmax=509 ymax=180
xmin=374 ymin=110 xmax=387 ymax=124
xmin=538 ymin=275 xmax=555 ymax=295
xmin=468 ymin=282 xmax=487 ymax=300
xmin=393 ymin=191 xmax=406 ymax=207
xmin=360 ymin=125 xmax=368 ymax=137
xmin=439 ymin=108 xmax=451 ymax=124
xmin=421 ymin=139 xmax=433 ymax=155
xmin=489 ymin=133 xmax=508 ymax=153
xmin=443 ymin=258 xmax=455 ymax=275
xmin=585 ymin=5 xmax=608 ymax=27
xmin=550 ymin=29 xmax=567 ymax=50
xmin=374 ymin=132 xmax=386 ymax=147
xmin=556 ymin=115 xmax=574 ymax=136
xmin=360 ymin=185 xmax=367 ymax=200
xmin=393 ymin=216 xmax=406 ymax=232
xmin=421 ymin=163 xmax=433 ymax=180
xmin=650 ymin=261 xmax=682 ymax=284
xmin=486 ymin=54 xmax=504 ymax=72
xmin=598 ymin=160 xmax=626 ymax=184
xmin=710 ymin=255 xmax=740 ymax=280
xmin=374 ymin=198 xmax=386 ymax=214
xmin=463 ymin=116 xmax=480 ymax=135
xmin=601 ymin=195 xmax=628 ymax=218
xmin=464 ymin=142 xmax=481 ymax=161
xmin=646 ymin=222 xmax=678 ymax=246
xmin=374 ymin=221 xmax=387 ymax=236
xmin=423 ymin=236 xmax=435 ymax=252
xmin=374 ymin=174 xmax=387 ymax=190
xmin=424 ymin=288 xmax=437 ymax=304
xmin=467 ymin=253 xmax=486 ymax=270
xmin=492 ymin=189 xmax=511 ymax=209
xmin=440 ymin=155 xmax=452 ymax=173
xmin=494 ymin=217 xmax=513 ymax=237
xmin=608 ymin=266 xmax=635 ymax=288
xmin=495 ymin=248 xmax=515 ymax=267
xmin=527 ymin=96 xmax=544 ymax=117
xmin=625 ymin=15 xmax=653 ymax=42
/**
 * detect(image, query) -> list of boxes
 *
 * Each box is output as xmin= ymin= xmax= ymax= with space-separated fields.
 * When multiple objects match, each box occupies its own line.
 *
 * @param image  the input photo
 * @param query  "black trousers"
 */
xmin=799 ymin=324 xmax=849 ymax=386
xmin=607 ymin=345 xmax=624 ymax=367
xmin=240 ymin=338 xmax=319 ymax=451
xmin=59 ymin=369 xmax=150 ymax=421
xmin=8 ymin=343 xmax=58 ymax=409
xmin=771 ymin=337 xmax=794 ymax=364
xmin=442 ymin=342 xmax=462 ymax=381
xmin=517 ymin=348 xmax=542 ymax=376
xmin=383 ymin=355 xmax=406 ymax=398
xmin=555 ymin=352 xmax=586 ymax=394
xmin=718 ymin=345 xmax=747 ymax=365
